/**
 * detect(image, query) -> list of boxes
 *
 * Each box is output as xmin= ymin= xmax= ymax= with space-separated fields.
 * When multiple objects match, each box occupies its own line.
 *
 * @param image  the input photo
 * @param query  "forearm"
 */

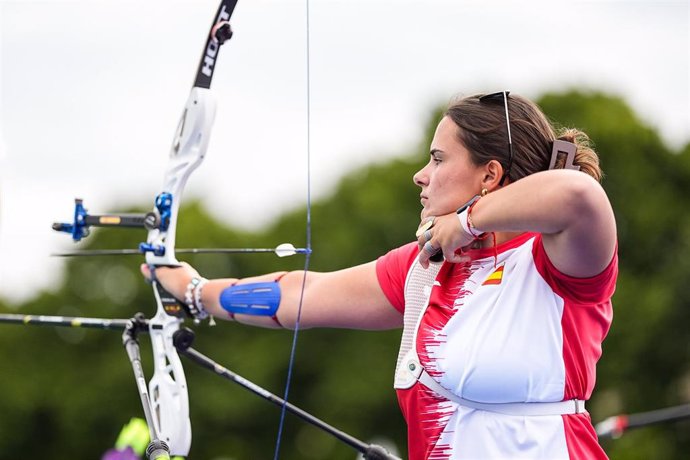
xmin=469 ymin=169 xmax=606 ymax=236
xmin=200 ymin=271 xmax=296 ymax=329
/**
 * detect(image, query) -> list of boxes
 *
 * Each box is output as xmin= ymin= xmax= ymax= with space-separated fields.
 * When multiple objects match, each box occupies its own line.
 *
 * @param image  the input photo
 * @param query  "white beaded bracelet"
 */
xmin=184 ymin=277 xmax=210 ymax=321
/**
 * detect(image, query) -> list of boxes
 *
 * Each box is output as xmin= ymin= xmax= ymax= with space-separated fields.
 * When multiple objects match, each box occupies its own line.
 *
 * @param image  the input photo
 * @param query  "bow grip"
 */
xmin=151 ymin=264 xmax=190 ymax=319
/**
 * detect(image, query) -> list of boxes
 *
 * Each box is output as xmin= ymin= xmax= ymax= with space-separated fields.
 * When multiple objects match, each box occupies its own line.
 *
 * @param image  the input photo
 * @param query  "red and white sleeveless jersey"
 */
xmin=376 ymin=233 xmax=617 ymax=460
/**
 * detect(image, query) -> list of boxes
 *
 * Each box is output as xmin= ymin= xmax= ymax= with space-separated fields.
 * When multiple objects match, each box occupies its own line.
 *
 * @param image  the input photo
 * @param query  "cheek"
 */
xmin=436 ymin=171 xmax=463 ymax=192
xmin=430 ymin=169 xmax=448 ymax=188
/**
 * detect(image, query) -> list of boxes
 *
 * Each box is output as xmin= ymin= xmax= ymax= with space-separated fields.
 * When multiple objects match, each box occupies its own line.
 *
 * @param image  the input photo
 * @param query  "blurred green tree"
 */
xmin=0 ymin=91 xmax=688 ymax=459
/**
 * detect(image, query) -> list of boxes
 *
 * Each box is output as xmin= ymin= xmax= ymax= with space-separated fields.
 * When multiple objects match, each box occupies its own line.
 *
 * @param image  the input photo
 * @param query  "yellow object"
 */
xmin=113 ymin=417 xmax=185 ymax=459
xmin=115 ymin=418 xmax=149 ymax=455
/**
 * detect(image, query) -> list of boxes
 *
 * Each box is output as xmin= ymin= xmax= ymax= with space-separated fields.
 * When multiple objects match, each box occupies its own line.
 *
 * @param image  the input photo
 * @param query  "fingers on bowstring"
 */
xmin=418 ymin=240 xmax=439 ymax=268
xmin=422 ymin=240 xmax=439 ymax=257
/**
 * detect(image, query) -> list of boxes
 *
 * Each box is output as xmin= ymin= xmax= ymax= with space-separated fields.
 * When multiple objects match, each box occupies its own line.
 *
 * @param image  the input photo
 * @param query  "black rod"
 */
xmin=596 ymin=403 xmax=690 ymax=439
xmin=0 ymin=313 xmax=133 ymax=330
xmin=122 ymin=318 xmax=171 ymax=460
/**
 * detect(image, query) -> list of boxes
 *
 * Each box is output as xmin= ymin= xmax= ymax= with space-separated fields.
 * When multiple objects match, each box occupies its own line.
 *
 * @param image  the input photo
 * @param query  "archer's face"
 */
xmin=413 ymin=116 xmax=483 ymax=220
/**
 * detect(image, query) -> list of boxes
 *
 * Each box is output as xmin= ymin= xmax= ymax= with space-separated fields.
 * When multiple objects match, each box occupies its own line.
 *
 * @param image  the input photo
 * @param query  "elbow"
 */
xmin=568 ymin=172 xmax=598 ymax=204
xmin=561 ymin=172 xmax=612 ymax=227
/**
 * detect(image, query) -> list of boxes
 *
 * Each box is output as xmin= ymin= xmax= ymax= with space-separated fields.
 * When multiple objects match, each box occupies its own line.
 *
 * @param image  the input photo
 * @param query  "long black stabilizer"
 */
xmin=0 ymin=313 xmax=134 ymax=330
xmin=597 ymin=403 xmax=690 ymax=439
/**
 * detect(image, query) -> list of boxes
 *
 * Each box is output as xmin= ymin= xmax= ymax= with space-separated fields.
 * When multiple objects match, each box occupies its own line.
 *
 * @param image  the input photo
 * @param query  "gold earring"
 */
xmin=481 ymin=188 xmax=489 ymax=197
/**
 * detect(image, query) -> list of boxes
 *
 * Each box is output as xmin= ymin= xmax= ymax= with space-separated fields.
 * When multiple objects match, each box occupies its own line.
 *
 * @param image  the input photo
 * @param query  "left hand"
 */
xmin=140 ymin=262 xmax=199 ymax=302
xmin=416 ymin=212 xmax=474 ymax=268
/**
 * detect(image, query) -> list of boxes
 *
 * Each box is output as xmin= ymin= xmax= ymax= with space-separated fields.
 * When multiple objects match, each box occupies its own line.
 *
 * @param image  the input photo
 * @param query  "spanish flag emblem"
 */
xmin=482 ymin=265 xmax=505 ymax=286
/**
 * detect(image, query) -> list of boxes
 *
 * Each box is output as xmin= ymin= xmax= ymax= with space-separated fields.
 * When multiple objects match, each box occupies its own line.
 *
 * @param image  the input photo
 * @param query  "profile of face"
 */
xmin=413 ymin=116 xmax=484 ymax=220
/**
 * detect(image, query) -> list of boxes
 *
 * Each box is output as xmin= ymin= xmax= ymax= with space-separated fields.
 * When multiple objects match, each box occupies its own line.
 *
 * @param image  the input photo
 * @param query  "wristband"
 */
xmin=456 ymin=195 xmax=483 ymax=238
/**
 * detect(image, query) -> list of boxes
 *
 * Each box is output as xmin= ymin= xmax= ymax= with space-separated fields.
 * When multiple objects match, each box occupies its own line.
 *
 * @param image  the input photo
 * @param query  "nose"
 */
xmin=413 ymin=164 xmax=428 ymax=187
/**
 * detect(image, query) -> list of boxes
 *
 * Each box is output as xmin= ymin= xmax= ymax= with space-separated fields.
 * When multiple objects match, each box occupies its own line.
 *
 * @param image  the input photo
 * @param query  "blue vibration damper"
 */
xmin=219 ymin=282 xmax=281 ymax=316
xmin=155 ymin=192 xmax=173 ymax=232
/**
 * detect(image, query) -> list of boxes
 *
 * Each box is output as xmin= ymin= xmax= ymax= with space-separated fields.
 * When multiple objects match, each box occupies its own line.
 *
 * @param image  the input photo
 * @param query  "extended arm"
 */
xmin=141 ymin=261 xmax=403 ymax=330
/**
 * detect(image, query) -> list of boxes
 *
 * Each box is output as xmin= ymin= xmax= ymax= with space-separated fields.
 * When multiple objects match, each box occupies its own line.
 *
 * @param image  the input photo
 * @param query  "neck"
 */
xmin=473 ymin=231 xmax=525 ymax=249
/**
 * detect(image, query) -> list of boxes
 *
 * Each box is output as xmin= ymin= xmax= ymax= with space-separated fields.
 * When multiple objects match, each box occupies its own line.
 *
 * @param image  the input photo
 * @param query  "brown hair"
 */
xmin=444 ymin=93 xmax=603 ymax=182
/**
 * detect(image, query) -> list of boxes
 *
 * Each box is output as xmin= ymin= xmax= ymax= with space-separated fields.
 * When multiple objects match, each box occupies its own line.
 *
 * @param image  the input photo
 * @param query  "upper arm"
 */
xmin=542 ymin=175 xmax=617 ymax=278
xmin=278 ymin=261 xmax=403 ymax=330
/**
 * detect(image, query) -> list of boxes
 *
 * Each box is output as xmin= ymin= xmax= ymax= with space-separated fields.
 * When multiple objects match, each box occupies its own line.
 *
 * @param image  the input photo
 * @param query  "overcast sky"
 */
xmin=1 ymin=0 xmax=688 ymax=303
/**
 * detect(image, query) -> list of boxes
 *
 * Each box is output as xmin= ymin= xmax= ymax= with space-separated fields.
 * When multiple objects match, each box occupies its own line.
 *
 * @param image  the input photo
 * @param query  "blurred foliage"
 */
xmin=1 ymin=91 xmax=689 ymax=459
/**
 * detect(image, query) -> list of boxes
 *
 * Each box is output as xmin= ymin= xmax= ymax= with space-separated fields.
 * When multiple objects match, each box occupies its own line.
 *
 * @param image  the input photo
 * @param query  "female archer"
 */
xmin=142 ymin=91 xmax=617 ymax=460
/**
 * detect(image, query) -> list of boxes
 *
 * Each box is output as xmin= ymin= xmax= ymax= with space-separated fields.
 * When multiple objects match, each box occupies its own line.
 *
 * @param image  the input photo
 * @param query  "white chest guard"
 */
xmin=393 ymin=258 xmax=443 ymax=390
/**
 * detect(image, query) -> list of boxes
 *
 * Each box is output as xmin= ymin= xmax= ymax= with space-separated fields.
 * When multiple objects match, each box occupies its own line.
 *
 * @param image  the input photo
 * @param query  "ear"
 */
xmin=480 ymin=159 xmax=505 ymax=191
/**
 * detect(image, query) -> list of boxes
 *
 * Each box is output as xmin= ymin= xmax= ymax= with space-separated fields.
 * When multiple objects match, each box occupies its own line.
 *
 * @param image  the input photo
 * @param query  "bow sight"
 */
xmin=52 ymin=197 xmax=167 ymax=251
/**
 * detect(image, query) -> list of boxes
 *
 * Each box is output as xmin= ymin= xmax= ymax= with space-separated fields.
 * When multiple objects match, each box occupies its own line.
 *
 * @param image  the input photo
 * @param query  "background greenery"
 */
xmin=1 ymin=91 xmax=689 ymax=459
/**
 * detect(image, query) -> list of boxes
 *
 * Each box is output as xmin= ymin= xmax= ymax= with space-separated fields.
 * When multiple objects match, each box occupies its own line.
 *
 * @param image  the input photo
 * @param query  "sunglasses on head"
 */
xmin=479 ymin=91 xmax=513 ymax=186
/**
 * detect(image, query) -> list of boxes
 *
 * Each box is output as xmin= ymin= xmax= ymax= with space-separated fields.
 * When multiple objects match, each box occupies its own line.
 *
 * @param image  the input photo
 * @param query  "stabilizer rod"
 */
xmin=596 ymin=403 xmax=690 ymax=439
xmin=0 ymin=313 xmax=134 ymax=330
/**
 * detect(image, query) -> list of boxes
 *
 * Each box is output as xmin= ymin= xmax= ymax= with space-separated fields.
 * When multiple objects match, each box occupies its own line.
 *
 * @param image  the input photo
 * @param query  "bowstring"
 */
xmin=272 ymin=0 xmax=312 ymax=457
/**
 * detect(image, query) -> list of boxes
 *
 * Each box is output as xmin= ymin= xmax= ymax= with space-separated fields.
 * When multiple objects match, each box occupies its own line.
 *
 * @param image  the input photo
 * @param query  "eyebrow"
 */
xmin=430 ymin=148 xmax=443 ymax=156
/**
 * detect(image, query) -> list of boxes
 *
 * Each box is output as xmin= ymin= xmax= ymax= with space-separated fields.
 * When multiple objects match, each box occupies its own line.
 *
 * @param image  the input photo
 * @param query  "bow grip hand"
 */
xmin=142 ymin=263 xmax=200 ymax=319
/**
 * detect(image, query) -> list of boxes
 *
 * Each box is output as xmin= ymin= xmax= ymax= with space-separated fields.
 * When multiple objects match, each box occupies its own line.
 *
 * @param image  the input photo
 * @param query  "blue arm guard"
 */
xmin=219 ymin=281 xmax=281 ymax=316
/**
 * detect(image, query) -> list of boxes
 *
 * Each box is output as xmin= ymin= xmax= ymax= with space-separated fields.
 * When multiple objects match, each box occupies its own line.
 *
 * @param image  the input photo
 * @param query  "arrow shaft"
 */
xmin=52 ymin=247 xmax=310 ymax=257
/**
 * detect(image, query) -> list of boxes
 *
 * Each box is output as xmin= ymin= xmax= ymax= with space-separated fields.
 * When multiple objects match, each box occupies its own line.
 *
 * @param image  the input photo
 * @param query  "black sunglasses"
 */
xmin=479 ymin=91 xmax=513 ymax=186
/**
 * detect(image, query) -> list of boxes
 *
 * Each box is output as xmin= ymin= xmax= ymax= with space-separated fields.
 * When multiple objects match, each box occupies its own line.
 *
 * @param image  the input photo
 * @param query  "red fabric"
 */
xmin=532 ymin=235 xmax=618 ymax=459
xmin=562 ymin=414 xmax=609 ymax=460
xmin=396 ymin=383 xmax=451 ymax=460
